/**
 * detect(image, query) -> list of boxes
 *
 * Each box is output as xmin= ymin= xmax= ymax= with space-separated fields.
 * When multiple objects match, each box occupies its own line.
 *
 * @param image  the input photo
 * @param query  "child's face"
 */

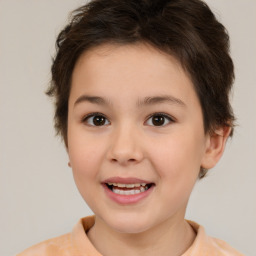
xmin=67 ymin=43 xmax=213 ymax=233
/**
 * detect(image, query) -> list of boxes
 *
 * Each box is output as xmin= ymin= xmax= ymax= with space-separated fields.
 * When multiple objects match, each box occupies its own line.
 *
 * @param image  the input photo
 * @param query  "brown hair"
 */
xmin=47 ymin=0 xmax=235 ymax=177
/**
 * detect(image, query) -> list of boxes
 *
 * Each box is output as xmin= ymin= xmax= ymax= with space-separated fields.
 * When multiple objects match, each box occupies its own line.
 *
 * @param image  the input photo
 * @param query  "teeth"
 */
xmin=107 ymin=182 xmax=148 ymax=188
xmin=140 ymin=186 xmax=145 ymax=192
xmin=126 ymin=184 xmax=135 ymax=188
xmin=110 ymin=184 xmax=150 ymax=195
xmin=112 ymin=188 xmax=142 ymax=195
xmin=117 ymin=183 xmax=125 ymax=188
xmin=106 ymin=182 xmax=152 ymax=195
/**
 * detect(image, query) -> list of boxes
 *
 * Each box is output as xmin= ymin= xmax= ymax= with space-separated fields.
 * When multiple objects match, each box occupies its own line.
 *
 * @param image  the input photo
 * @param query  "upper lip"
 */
xmin=102 ymin=177 xmax=153 ymax=184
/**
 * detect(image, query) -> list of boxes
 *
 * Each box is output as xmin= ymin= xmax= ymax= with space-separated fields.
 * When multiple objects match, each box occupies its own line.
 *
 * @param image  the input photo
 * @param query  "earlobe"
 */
xmin=201 ymin=126 xmax=231 ymax=169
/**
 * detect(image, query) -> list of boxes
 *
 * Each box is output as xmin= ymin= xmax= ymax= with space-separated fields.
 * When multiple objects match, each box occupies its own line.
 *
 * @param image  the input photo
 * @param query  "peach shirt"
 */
xmin=17 ymin=216 xmax=244 ymax=256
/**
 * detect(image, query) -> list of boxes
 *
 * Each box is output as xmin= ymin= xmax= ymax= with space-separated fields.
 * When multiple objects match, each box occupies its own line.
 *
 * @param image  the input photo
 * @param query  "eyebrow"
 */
xmin=74 ymin=95 xmax=111 ymax=106
xmin=137 ymin=95 xmax=186 ymax=108
xmin=74 ymin=94 xmax=186 ymax=108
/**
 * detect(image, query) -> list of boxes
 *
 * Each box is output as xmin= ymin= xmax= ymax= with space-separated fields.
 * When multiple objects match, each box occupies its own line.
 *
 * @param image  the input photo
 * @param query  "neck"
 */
xmin=87 ymin=215 xmax=196 ymax=256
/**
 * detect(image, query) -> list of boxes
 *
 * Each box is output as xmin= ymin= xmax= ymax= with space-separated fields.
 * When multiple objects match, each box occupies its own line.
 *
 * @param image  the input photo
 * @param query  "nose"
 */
xmin=107 ymin=125 xmax=144 ymax=166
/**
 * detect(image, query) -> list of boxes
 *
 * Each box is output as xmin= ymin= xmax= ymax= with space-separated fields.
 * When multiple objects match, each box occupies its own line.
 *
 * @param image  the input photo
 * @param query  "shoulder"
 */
xmin=16 ymin=233 xmax=75 ymax=256
xmin=209 ymin=237 xmax=245 ymax=256
xmin=186 ymin=220 xmax=245 ymax=256
xmin=16 ymin=216 xmax=97 ymax=256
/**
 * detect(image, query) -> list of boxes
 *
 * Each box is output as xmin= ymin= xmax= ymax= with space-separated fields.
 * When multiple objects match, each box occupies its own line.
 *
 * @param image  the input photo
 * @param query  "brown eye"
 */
xmin=93 ymin=116 xmax=106 ymax=126
xmin=83 ymin=113 xmax=110 ymax=126
xmin=146 ymin=113 xmax=173 ymax=127
xmin=152 ymin=115 xmax=165 ymax=126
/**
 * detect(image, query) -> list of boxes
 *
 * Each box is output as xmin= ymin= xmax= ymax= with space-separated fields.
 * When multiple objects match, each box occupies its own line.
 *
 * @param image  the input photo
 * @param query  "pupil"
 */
xmin=153 ymin=115 xmax=164 ymax=126
xmin=93 ymin=116 xmax=105 ymax=126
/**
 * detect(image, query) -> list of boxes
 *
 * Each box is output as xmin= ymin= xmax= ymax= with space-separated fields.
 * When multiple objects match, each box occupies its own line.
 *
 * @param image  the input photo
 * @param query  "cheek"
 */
xmin=68 ymin=130 xmax=105 ymax=182
xmin=147 ymin=134 xmax=204 ymax=212
xmin=68 ymin=136 xmax=104 ymax=207
xmin=148 ymin=128 xmax=205 ymax=183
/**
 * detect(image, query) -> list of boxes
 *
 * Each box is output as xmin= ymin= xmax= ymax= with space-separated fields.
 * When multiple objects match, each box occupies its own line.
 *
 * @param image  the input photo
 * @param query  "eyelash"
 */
xmin=82 ymin=112 xmax=110 ymax=127
xmin=81 ymin=112 xmax=175 ymax=127
xmin=145 ymin=112 xmax=175 ymax=126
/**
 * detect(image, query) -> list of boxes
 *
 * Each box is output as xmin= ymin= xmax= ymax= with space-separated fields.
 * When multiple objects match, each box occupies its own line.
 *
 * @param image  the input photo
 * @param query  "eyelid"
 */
xmin=82 ymin=112 xmax=110 ymax=126
xmin=81 ymin=112 xmax=175 ymax=126
xmin=145 ymin=112 xmax=175 ymax=126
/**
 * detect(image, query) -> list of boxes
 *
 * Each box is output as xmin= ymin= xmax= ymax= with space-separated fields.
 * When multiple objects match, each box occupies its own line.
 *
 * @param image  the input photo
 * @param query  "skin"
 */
xmin=67 ymin=43 xmax=230 ymax=256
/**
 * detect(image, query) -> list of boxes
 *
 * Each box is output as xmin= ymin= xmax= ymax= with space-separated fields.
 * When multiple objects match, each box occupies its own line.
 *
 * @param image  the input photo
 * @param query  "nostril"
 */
xmin=110 ymin=157 xmax=137 ymax=164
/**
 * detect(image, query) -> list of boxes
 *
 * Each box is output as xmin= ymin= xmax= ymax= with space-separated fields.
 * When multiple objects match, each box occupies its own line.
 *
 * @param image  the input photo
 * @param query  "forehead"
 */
xmin=70 ymin=43 xmax=198 ymax=107
xmin=74 ymin=43 xmax=185 ymax=80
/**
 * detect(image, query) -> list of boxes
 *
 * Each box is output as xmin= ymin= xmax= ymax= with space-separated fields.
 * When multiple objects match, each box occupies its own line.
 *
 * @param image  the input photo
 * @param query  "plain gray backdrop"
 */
xmin=0 ymin=0 xmax=255 ymax=255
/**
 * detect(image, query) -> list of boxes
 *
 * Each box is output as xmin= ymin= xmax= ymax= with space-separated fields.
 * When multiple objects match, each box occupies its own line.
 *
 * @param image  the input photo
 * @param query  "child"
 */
xmin=18 ymin=0 xmax=244 ymax=255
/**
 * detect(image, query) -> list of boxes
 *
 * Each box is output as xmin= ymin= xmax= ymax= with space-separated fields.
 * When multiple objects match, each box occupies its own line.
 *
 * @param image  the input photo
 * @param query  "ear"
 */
xmin=201 ymin=126 xmax=231 ymax=169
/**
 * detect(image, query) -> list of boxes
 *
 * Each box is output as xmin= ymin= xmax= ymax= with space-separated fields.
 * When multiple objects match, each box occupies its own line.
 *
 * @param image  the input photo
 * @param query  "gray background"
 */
xmin=0 ymin=0 xmax=255 ymax=255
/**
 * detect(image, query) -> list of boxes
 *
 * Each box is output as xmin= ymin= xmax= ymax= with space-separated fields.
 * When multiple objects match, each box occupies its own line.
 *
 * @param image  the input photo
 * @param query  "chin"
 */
xmin=104 ymin=213 xmax=154 ymax=234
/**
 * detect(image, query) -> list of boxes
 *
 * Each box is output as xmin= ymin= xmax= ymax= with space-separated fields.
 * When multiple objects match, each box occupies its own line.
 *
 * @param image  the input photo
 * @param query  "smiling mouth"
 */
xmin=106 ymin=182 xmax=154 ymax=195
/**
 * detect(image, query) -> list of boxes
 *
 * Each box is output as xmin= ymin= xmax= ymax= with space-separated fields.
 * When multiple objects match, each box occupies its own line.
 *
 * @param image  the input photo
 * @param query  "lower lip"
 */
xmin=103 ymin=184 xmax=154 ymax=205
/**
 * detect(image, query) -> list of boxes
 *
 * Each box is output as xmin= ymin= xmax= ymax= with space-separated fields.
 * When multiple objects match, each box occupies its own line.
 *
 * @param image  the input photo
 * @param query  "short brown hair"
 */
xmin=47 ymin=0 xmax=235 ymax=177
